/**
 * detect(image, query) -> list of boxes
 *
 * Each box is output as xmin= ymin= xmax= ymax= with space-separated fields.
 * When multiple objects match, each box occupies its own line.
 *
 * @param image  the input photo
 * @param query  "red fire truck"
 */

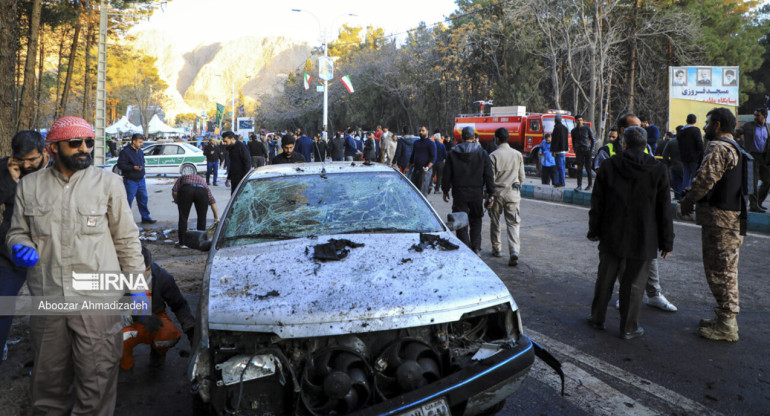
xmin=453 ymin=105 xmax=586 ymax=176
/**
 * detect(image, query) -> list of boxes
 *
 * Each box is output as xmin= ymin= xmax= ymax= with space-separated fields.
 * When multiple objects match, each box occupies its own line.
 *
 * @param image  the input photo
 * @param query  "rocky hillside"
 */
xmin=131 ymin=30 xmax=312 ymax=118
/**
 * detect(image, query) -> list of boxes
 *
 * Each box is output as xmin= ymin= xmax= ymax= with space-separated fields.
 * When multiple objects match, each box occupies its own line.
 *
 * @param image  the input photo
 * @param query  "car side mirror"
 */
xmin=183 ymin=230 xmax=212 ymax=251
xmin=446 ymin=212 xmax=469 ymax=231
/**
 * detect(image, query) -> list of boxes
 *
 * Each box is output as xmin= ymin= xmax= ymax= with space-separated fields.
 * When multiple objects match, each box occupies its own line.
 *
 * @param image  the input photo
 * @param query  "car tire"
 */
xmin=112 ymin=165 xmax=121 ymax=176
xmin=191 ymin=394 xmax=211 ymax=416
xmin=181 ymin=164 xmax=197 ymax=176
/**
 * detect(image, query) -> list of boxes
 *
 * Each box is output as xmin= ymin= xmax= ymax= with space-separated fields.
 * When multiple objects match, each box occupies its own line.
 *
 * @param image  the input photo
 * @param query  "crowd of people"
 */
xmin=0 ymin=102 xmax=765 ymax=414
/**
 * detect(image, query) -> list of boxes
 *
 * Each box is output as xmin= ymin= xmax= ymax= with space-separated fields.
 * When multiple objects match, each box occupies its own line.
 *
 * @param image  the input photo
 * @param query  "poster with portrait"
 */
xmin=318 ymin=57 xmax=334 ymax=81
xmin=669 ymin=66 xmax=739 ymax=105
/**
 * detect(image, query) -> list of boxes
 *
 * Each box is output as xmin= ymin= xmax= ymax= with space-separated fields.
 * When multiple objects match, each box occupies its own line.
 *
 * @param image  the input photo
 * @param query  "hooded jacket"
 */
xmin=441 ymin=142 xmax=495 ymax=201
xmin=393 ymin=135 xmax=418 ymax=168
xmin=588 ymin=149 xmax=674 ymax=260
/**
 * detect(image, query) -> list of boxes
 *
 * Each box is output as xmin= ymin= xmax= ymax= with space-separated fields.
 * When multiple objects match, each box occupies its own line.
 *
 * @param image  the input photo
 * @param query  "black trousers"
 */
xmin=750 ymin=152 xmax=770 ymax=208
xmin=575 ymin=150 xmax=593 ymax=187
xmin=178 ymin=186 xmax=208 ymax=242
xmin=452 ymin=199 xmax=484 ymax=252
xmin=433 ymin=161 xmax=445 ymax=191
xmin=590 ymin=251 xmax=651 ymax=334
xmin=251 ymin=155 xmax=266 ymax=168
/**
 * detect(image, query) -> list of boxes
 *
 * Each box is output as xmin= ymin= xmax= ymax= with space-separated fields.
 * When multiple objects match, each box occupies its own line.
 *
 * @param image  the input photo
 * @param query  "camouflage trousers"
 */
xmin=701 ymin=225 xmax=743 ymax=317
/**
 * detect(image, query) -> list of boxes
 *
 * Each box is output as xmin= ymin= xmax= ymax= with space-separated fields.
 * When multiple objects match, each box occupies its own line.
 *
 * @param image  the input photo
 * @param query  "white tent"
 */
xmin=147 ymin=114 xmax=185 ymax=135
xmin=105 ymin=116 xmax=142 ymax=136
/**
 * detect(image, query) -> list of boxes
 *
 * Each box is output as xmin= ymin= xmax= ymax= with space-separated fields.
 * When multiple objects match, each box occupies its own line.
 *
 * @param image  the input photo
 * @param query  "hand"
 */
xmin=139 ymin=315 xmax=163 ymax=333
xmin=7 ymin=160 xmax=20 ymax=182
xmin=486 ymin=196 xmax=495 ymax=209
xmin=442 ymin=193 xmax=450 ymax=203
xmin=679 ymin=200 xmax=694 ymax=216
xmin=12 ymin=244 xmax=38 ymax=267
xmin=661 ymin=251 xmax=671 ymax=259
xmin=133 ymin=165 xmax=143 ymax=171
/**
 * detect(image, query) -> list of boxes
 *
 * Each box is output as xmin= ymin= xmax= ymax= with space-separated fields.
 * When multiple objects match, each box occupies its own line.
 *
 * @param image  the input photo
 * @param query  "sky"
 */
xmin=134 ymin=0 xmax=460 ymax=51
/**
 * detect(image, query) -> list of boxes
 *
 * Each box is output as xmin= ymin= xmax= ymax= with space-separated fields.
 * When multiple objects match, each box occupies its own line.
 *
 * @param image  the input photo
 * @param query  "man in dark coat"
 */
xmin=587 ymin=126 xmax=674 ymax=340
xmin=363 ymin=131 xmax=377 ymax=162
xmin=329 ymin=131 xmax=345 ymax=161
xmin=550 ymin=114 xmax=570 ymax=187
xmin=442 ymin=127 xmax=495 ymax=255
xmin=393 ymin=126 xmax=418 ymax=173
xmin=294 ymin=129 xmax=314 ymax=162
xmin=735 ymin=107 xmax=770 ymax=212
xmin=248 ymin=133 xmax=268 ymax=168
xmin=313 ymin=134 xmax=328 ymax=162
xmin=678 ymin=114 xmax=704 ymax=190
xmin=571 ymin=114 xmax=595 ymax=191
xmin=223 ymin=130 xmax=251 ymax=195
xmin=272 ymin=135 xmax=306 ymax=164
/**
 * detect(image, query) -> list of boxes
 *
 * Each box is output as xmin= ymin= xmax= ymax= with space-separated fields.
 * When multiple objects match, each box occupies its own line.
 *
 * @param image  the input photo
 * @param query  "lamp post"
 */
xmin=291 ymin=9 xmax=356 ymax=139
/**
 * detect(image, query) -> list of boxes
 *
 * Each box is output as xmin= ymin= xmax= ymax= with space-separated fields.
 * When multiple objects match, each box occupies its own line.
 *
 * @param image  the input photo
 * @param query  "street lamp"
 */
xmin=292 ymin=9 xmax=356 ymax=139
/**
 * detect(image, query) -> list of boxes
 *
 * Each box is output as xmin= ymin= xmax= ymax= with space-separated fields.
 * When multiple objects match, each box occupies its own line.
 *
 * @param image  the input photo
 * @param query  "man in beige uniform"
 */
xmin=7 ymin=116 xmax=144 ymax=415
xmin=488 ymin=127 xmax=525 ymax=267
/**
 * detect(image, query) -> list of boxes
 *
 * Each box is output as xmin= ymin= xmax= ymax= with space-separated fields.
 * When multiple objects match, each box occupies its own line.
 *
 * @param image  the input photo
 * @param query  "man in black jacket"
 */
xmin=248 ymin=133 xmax=268 ymax=168
xmin=442 ymin=127 xmax=495 ymax=255
xmin=313 ymin=133 xmax=328 ymax=162
xmin=272 ymin=135 xmax=306 ymax=164
xmin=203 ymin=139 xmax=219 ymax=185
xmin=117 ymin=133 xmax=156 ymax=224
xmin=329 ymin=131 xmax=345 ymax=161
xmin=121 ymin=246 xmax=196 ymax=370
xmin=551 ymin=114 xmax=570 ymax=187
xmin=587 ymin=126 xmax=674 ymax=340
xmin=678 ymin=114 xmax=704 ymax=190
xmin=223 ymin=131 xmax=251 ymax=195
xmin=571 ymin=114 xmax=595 ymax=191
xmin=735 ymin=107 xmax=770 ymax=212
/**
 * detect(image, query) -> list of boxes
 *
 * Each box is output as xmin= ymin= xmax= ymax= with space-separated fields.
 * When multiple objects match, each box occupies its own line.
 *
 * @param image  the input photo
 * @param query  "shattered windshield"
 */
xmin=219 ymin=171 xmax=444 ymax=248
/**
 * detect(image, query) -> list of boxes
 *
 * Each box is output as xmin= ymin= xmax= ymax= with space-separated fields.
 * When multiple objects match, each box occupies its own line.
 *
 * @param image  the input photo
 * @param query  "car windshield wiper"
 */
xmin=220 ymin=233 xmax=298 ymax=242
xmin=342 ymin=227 xmax=424 ymax=234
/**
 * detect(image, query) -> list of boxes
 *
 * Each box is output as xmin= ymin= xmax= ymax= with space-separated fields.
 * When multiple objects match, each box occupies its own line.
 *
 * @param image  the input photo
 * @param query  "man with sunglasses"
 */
xmin=6 ymin=116 xmax=145 ymax=414
xmin=0 ymin=130 xmax=50 ymax=362
xmin=117 ymin=133 xmax=157 ymax=224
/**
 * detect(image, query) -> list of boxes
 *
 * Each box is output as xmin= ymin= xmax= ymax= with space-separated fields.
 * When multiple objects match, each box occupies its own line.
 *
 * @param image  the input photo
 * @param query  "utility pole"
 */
xmin=94 ymin=0 xmax=108 ymax=165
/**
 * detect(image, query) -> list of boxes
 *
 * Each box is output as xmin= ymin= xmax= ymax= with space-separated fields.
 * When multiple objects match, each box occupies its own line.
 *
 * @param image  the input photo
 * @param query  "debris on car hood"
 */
xmin=410 ymin=233 xmax=459 ymax=252
xmin=312 ymin=239 xmax=365 ymax=261
xmin=206 ymin=233 xmax=515 ymax=338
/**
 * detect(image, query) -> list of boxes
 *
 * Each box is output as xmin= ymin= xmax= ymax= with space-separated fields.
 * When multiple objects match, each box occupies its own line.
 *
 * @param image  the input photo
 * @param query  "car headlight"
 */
xmin=215 ymin=354 xmax=280 ymax=386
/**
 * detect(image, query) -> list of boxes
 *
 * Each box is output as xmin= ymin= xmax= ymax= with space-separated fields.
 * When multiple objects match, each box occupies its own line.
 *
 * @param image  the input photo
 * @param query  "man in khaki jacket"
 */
xmin=7 ymin=116 xmax=144 ymax=415
xmin=488 ymin=127 xmax=525 ymax=266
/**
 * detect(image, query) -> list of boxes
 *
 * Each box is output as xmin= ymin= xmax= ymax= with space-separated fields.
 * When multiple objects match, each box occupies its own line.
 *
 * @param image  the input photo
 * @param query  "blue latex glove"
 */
xmin=11 ymin=244 xmax=38 ymax=267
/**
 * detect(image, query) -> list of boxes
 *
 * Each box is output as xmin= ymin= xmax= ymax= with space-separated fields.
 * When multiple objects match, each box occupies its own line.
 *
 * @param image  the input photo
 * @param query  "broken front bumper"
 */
xmin=351 ymin=336 xmax=535 ymax=416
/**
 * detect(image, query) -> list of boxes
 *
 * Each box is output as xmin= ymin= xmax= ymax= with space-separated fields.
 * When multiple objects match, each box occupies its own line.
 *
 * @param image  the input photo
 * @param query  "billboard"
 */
xmin=236 ymin=117 xmax=254 ymax=134
xmin=668 ymin=66 xmax=739 ymax=130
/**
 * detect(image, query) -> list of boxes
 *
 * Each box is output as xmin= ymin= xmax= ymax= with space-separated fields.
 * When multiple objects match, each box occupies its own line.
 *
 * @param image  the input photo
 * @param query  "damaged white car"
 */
xmin=185 ymin=162 xmax=549 ymax=416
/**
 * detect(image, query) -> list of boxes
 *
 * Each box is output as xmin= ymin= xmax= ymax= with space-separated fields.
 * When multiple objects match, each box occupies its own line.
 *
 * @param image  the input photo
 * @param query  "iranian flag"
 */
xmin=340 ymin=75 xmax=355 ymax=93
xmin=303 ymin=73 xmax=312 ymax=90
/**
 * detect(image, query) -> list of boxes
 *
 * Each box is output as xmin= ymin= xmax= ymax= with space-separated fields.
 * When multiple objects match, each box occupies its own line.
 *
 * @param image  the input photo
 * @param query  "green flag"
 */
xmin=215 ymin=103 xmax=225 ymax=126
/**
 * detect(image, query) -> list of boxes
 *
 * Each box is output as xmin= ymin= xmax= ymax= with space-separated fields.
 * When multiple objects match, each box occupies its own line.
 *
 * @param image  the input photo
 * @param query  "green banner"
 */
xmin=215 ymin=103 xmax=225 ymax=126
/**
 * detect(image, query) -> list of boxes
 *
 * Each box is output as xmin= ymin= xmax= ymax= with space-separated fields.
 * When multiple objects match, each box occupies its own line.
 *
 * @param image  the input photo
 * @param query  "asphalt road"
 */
xmin=112 ymin=174 xmax=769 ymax=416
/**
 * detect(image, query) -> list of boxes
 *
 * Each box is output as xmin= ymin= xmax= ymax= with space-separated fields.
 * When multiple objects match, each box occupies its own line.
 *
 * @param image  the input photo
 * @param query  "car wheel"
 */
xmin=112 ymin=165 xmax=121 ymax=176
xmin=181 ymin=164 xmax=197 ymax=176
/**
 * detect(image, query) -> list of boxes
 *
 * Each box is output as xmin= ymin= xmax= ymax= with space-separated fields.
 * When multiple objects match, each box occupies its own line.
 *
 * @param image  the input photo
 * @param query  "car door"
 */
xmin=158 ymin=144 xmax=185 ymax=173
xmin=142 ymin=145 xmax=161 ymax=174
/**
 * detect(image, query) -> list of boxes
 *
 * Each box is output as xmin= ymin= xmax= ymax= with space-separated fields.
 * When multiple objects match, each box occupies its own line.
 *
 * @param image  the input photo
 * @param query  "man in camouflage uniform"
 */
xmin=680 ymin=108 xmax=745 ymax=342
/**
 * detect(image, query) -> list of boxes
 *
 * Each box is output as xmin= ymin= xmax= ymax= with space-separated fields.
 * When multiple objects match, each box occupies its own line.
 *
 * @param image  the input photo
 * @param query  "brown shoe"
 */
xmin=698 ymin=316 xmax=739 ymax=342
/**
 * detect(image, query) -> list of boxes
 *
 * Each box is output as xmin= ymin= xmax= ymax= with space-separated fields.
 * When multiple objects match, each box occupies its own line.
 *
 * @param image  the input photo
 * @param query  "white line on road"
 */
xmin=526 ymin=328 xmax=723 ymax=416
xmin=523 ymin=198 xmax=770 ymax=240
xmin=528 ymin=360 xmax=660 ymax=416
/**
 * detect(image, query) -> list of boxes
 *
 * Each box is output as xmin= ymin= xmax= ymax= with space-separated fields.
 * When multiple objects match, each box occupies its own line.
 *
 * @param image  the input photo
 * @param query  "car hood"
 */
xmin=206 ymin=233 xmax=516 ymax=338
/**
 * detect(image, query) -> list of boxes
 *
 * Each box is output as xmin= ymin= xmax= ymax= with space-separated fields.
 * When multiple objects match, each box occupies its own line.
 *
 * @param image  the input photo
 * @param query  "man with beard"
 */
xmin=272 ymin=135 xmax=306 ymax=164
xmin=6 ymin=116 xmax=144 ymax=414
xmin=442 ymin=127 xmax=495 ymax=255
xmin=0 ymin=130 xmax=50 ymax=360
xmin=117 ymin=133 xmax=156 ymax=224
xmin=680 ymin=108 xmax=747 ymax=342
xmin=406 ymin=126 xmax=437 ymax=196
xmin=222 ymin=131 xmax=252 ymax=195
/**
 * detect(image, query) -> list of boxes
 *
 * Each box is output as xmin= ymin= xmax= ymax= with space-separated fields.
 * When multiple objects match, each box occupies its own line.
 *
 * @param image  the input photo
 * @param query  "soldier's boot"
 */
xmin=699 ymin=315 xmax=718 ymax=328
xmin=698 ymin=315 xmax=739 ymax=342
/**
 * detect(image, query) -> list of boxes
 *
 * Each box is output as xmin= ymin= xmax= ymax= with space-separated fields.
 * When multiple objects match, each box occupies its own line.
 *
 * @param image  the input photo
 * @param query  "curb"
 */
xmin=520 ymin=184 xmax=770 ymax=234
